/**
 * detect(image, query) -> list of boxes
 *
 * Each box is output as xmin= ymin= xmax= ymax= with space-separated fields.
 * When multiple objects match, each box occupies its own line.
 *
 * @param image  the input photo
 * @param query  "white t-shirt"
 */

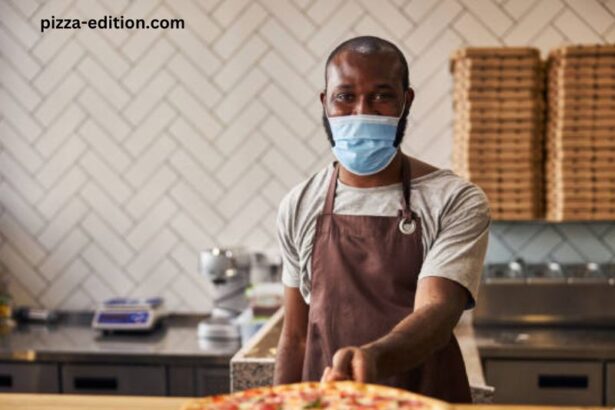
xmin=276 ymin=162 xmax=491 ymax=309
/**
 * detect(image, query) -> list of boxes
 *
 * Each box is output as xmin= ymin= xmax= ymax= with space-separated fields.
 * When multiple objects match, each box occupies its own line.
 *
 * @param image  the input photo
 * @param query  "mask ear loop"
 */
xmin=323 ymin=93 xmax=336 ymax=148
xmin=323 ymin=90 xmax=333 ymax=118
xmin=397 ymin=97 xmax=407 ymax=120
xmin=393 ymin=97 xmax=407 ymax=148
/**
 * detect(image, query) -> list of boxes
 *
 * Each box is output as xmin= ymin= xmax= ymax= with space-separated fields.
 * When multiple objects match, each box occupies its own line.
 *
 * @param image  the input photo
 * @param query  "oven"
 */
xmin=474 ymin=261 xmax=615 ymax=405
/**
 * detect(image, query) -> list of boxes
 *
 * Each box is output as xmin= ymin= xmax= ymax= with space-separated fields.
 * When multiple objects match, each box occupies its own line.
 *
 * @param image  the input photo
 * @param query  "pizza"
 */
xmin=181 ymin=381 xmax=451 ymax=410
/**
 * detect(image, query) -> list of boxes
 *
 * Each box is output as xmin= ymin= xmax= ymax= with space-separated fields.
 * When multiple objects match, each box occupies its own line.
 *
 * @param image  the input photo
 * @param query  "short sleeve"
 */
xmin=276 ymin=193 xmax=301 ymax=288
xmin=419 ymin=184 xmax=491 ymax=309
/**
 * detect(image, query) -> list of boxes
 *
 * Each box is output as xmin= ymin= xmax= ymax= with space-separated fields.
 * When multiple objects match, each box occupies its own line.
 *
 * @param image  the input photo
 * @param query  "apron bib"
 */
xmin=301 ymin=158 xmax=472 ymax=403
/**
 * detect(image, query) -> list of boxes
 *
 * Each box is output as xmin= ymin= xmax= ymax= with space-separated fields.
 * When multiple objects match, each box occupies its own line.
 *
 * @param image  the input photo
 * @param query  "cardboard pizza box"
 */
xmin=549 ymin=44 xmax=615 ymax=58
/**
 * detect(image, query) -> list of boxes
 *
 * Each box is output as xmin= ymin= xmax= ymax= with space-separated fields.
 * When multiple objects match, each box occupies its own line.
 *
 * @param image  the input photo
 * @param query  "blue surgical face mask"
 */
xmin=326 ymin=103 xmax=405 ymax=176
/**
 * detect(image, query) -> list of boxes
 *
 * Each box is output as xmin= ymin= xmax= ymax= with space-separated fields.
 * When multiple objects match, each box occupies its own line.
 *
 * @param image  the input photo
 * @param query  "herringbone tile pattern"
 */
xmin=1 ymin=0 xmax=614 ymax=311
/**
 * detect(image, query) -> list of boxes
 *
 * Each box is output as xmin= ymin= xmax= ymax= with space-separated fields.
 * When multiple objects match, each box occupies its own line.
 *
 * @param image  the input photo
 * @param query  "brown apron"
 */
xmin=301 ymin=159 xmax=472 ymax=403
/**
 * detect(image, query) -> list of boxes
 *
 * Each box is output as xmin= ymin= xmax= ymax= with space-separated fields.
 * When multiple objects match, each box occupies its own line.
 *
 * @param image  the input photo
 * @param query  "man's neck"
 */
xmin=338 ymin=151 xmax=404 ymax=188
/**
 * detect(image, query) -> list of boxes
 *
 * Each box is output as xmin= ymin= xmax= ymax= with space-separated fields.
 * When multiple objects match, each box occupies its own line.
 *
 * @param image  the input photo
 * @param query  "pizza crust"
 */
xmin=181 ymin=381 xmax=452 ymax=410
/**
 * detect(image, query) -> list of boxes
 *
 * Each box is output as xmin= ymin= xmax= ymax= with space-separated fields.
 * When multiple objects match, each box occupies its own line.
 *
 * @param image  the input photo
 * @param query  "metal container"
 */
xmin=474 ymin=261 xmax=615 ymax=326
xmin=198 ymin=248 xmax=252 ymax=340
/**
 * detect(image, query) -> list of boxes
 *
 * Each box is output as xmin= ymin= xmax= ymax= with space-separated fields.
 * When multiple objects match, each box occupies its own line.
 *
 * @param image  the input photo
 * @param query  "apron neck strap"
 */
xmin=400 ymin=157 xmax=413 ymax=219
xmin=324 ymin=158 xmax=413 ymax=216
xmin=324 ymin=162 xmax=340 ymax=214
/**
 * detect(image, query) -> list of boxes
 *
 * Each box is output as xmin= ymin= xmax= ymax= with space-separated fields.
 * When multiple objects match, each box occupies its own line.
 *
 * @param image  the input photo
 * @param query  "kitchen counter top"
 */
xmin=0 ymin=394 xmax=190 ymax=410
xmin=0 ymin=313 xmax=240 ymax=366
xmin=474 ymin=325 xmax=615 ymax=360
xmin=0 ymin=393 xmax=609 ymax=410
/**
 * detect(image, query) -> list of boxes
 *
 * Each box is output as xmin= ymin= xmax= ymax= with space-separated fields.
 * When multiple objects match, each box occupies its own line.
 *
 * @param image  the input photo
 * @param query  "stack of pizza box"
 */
xmin=450 ymin=47 xmax=544 ymax=220
xmin=546 ymin=45 xmax=615 ymax=221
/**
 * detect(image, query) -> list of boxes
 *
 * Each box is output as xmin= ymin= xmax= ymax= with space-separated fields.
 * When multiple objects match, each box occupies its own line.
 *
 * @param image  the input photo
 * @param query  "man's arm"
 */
xmin=322 ymin=276 xmax=467 ymax=383
xmin=273 ymin=286 xmax=309 ymax=384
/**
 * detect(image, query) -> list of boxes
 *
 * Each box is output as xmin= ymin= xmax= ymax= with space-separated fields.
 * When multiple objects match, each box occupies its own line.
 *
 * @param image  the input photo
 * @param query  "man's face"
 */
xmin=321 ymin=50 xmax=413 ymax=144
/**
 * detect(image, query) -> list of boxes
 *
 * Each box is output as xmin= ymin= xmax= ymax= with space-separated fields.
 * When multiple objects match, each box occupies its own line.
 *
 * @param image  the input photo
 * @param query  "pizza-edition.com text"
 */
xmin=41 ymin=15 xmax=185 ymax=33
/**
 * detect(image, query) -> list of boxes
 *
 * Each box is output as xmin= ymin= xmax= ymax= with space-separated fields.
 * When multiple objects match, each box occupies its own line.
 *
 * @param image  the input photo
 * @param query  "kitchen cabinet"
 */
xmin=0 ymin=313 xmax=238 ymax=396
xmin=0 ymin=361 xmax=231 ymax=396
xmin=167 ymin=365 xmax=231 ymax=397
xmin=168 ymin=366 xmax=195 ymax=396
xmin=0 ymin=362 xmax=59 ymax=393
xmin=61 ymin=364 xmax=166 ymax=396
xmin=195 ymin=366 xmax=230 ymax=396
xmin=485 ymin=359 xmax=603 ymax=405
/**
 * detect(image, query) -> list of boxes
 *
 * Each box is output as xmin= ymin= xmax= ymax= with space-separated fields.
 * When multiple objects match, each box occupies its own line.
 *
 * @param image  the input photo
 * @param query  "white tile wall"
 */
xmin=1 ymin=0 xmax=614 ymax=311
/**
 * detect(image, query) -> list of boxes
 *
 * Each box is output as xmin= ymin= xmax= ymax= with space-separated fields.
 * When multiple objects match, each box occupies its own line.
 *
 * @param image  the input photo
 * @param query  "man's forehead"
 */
xmin=326 ymin=49 xmax=403 ymax=87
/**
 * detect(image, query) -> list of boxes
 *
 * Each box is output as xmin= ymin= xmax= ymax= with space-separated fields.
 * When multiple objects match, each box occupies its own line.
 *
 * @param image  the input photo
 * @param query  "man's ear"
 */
xmin=405 ymin=88 xmax=415 ymax=112
xmin=320 ymin=90 xmax=329 ymax=115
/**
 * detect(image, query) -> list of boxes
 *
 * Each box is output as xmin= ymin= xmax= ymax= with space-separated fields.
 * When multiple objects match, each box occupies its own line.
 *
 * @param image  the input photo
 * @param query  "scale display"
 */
xmin=97 ymin=311 xmax=150 ymax=324
xmin=92 ymin=297 xmax=165 ymax=332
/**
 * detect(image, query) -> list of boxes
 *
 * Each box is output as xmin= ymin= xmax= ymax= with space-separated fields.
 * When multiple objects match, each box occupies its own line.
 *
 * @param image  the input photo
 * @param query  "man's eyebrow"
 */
xmin=332 ymin=84 xmax=354 ymax=90
xmin=374 ymin=84 xmax=396 ymax=89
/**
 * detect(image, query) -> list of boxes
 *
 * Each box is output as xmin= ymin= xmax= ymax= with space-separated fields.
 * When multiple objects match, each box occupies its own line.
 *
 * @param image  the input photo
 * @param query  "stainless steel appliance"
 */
xmin=475 ymin=261 xmax=615 ymax=326
xmin=474 ymin=260 xmax=615 ymax=405
xmin=197 ymin=248 xmax=251 ymax=340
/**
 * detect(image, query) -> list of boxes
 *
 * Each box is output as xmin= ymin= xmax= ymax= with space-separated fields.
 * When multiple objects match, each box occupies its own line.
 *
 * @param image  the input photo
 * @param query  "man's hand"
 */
xmin=321 ymin=277 xmax=469 ymax=384
xmin=320 ymin=346 xmax=379 ymax=383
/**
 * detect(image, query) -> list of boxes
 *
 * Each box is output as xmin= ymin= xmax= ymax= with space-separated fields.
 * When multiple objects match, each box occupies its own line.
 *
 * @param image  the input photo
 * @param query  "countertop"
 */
xmin=0 ymin=313 xmax=240 ymax=366
xmin=474 ymin=325 xmax=615 ymax=360
xmin=0 ymin=394 xmax=189 ymax=410
xmin=0 ymin=393 xmax=609 ymax=410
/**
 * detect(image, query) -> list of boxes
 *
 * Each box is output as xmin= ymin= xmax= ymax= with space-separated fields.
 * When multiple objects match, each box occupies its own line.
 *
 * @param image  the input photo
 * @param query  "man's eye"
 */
xmin=374 ymin=93 xmax=394 ymax=101
xmin=335 ymin=94 xmax=353 ymax=101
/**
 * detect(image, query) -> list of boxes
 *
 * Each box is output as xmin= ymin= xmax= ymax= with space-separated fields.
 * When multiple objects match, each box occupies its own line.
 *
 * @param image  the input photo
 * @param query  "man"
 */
xmin=273 ymin=36 xmax=490 ymax=402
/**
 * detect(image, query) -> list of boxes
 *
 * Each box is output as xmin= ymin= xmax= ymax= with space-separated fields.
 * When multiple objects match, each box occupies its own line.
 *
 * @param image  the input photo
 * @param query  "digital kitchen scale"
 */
xmin=92 ymin=297 xmax=166 ymax=333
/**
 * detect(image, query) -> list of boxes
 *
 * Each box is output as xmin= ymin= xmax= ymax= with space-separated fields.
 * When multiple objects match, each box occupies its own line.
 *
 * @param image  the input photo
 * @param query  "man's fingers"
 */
xmin=320 ymin=366 xmax=331 ymax=383
xmin=351 ymin=350 xmax=367 ymax=382
xmin=331 ymin=348 xmax=354 ymax=377
xmin=326 ymin=370 xmax=350 ymax=382
xmin=322 ymin=364 xmax=349 ymax=382
xmin=322 ymin=367 xmax=347 ymax=382
xmin=324 ymin=347 xmax=375 ymax=384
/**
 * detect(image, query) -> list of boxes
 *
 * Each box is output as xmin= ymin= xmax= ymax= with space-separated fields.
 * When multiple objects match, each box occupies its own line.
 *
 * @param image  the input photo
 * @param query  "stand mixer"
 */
xmin=197 ymin=248 xmax=251 ymax=340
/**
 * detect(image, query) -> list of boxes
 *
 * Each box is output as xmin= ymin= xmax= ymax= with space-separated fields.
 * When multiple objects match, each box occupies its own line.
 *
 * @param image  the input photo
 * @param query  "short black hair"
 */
xmin=324 ymin=35 xmax=410 ymax=90
xmin=322 ymin=36 xmax=410 ymax=147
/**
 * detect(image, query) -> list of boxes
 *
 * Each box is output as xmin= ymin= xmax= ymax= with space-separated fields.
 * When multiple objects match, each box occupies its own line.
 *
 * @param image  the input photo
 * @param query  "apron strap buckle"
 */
xmin=398 ymin=217 xmax=416 ymax=235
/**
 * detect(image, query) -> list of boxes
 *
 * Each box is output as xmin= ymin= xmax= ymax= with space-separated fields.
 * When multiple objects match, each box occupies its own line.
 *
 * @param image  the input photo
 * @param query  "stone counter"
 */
xmin=231 ymin=309 xmax=494 ymax=403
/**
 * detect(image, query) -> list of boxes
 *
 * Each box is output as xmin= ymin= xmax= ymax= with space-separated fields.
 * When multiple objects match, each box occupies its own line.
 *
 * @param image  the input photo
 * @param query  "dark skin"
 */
xmin=273 ymin=49 xmax=469 ymax=386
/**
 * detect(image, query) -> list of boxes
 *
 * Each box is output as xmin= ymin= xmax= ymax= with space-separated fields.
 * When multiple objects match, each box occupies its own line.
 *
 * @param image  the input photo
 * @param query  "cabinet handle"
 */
xmin=0 ymin=375 xmax=12 ymax=388
xmin=538 ymin=374 xmax=588 ymax=389
xmin=73 ymin=377 xmax=118 ymax=391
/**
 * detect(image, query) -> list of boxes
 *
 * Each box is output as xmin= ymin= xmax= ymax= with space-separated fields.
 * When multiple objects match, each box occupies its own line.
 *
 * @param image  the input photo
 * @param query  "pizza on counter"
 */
xmin=181 ymin=381 xmax=450 ymax=410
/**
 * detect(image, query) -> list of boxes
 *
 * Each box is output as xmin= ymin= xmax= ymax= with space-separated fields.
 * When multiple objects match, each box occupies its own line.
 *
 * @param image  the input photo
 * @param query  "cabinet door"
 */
xmin=196 ymin=366 xmax=230 ymax=396
xmin=168 ymin=366 xmax=195 ymax=397
xmin=62 ymin=364 xmax=166 ymax=396
xmin=0 ymin=362 xmax=59 ymax=393
xmin=485 ymin=360 xmax=603 ymax=405
xmin=607 ymin=362 xmax=615 ymax=406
